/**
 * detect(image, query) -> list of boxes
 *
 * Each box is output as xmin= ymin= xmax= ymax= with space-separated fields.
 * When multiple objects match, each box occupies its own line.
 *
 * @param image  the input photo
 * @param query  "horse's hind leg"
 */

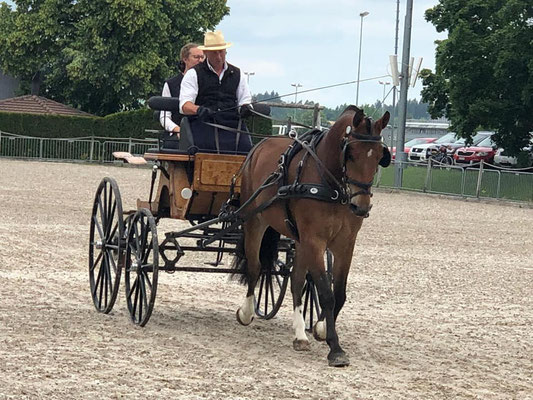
xmin=290 ymin=250 xmax=311 ymax=351
xmin=236 ymin=216 xmax=266 ymax=326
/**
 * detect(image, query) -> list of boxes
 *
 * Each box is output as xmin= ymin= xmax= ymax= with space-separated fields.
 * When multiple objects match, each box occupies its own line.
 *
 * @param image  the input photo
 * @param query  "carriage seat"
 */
xmin=148 ymin=117 xmax=249 ymax=156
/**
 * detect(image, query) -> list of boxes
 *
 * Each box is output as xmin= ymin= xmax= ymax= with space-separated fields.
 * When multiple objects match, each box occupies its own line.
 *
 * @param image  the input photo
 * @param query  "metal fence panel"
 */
xmin=0 ymin=135 xmax=40 ymax=158
xmin=429 ymin=164 xmax=464 ymax=195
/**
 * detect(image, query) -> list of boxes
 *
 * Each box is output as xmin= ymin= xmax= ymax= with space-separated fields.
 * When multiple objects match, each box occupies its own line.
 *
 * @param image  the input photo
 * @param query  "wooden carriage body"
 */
xmin=141 ymin=152 xmax=245 ymax=220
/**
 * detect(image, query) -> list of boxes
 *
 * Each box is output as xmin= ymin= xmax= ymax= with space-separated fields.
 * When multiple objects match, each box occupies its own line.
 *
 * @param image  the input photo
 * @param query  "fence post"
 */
xmin=312 ymin=103 xmax=320 ymax=128
xmin=90 ymin=136 xmax=95 ymax=162
xmin=424 ymin=158 xmax=432 ymax=192
xmin=128 ymin=137 xmax=132 ymax=154
xmin=475 ymin=161 xmax=484 ymax=198
xmin=39 ymin=138 xmax=43 ymax=159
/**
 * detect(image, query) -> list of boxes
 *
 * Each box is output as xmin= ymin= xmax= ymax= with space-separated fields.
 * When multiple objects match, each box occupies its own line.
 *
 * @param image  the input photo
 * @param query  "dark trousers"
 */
xmin=190 ymin=112 xmax=252 ymax=153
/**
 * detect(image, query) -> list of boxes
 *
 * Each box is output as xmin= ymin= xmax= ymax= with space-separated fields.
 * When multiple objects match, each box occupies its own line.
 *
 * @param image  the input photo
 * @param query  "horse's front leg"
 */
xmin=298 ymin=241 xmax=350 ymax=367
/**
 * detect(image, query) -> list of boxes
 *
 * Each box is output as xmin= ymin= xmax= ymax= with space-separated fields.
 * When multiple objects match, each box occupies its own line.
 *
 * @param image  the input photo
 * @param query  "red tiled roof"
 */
xmin=0 ymin=95 xmax=94 ymax=117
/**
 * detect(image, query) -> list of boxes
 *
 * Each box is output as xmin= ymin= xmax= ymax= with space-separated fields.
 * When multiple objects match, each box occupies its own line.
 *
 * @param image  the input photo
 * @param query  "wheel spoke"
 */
xmin=90 ymin=250 xmax=103 ymax=273
xmin=264 ymin=272 xmax=269 ymax=316
xmin=106 ymin=248 xmax=117 ymax=274
xmin=256 ymin=273 xmax=265 ymax=308
xmin=142 ymin=237 xmax=153 ymax=265
xmin=132 ymin=277 xmax=140 ymax=319
xmin=268 ymin=273 xmax=275 ymax=311
xmin=142 ymin=269 xmax=153 ymax=291
xmin=93 ymin=215 xmax=105 ymax=241
xmin=127 ymin=277 xmax=138 ymax=302
xmin=93 ymin=257 xmax=105 ymax=298
xmin=140 ymin=274 xmax=148 ymax=320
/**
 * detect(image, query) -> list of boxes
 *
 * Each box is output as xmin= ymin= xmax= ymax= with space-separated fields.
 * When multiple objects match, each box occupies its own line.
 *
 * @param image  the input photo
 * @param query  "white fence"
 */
xmin=0 ymin=131 xmax=158 ymax=163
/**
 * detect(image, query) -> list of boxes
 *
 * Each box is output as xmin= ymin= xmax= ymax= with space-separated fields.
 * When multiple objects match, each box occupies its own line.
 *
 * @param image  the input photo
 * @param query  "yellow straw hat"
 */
xmin=197 ymin=30 xmax=233 ymax=51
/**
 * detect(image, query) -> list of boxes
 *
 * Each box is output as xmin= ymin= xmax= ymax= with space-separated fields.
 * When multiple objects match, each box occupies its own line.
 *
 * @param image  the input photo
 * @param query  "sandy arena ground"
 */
xmin=0 ymin=158 xmax=532 ymax=400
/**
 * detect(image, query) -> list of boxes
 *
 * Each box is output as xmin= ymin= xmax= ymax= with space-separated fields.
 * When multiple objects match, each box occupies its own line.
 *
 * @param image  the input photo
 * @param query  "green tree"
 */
xmin=0 ymin=0 xmax=229 ymax=115
xmin=421 ymin=0 xmax=533 ymax=154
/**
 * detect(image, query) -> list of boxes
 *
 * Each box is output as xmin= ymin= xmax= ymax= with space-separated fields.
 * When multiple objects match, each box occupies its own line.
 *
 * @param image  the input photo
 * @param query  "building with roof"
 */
xmin=0 ymin=95 xmax=93 ymax=117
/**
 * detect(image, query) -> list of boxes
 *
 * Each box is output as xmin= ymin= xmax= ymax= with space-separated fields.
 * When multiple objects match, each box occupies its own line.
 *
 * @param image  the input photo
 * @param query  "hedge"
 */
xmin=0 ymin=108 xmax=272 ymax=139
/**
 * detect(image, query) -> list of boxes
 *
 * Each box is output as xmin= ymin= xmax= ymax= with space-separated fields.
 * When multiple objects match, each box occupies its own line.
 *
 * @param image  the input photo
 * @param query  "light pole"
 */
xmin=291 ymin=83 xmax=302 ymax=104
xmin=244 ymin=71 xmax=255 ymax=85
xmin=356 ymin=11 xmax=369 ymax=106
xmin=378 ymin=81 xmax=390 ymax=113
xmin=291 ymin=83 xmax=302 ymax=119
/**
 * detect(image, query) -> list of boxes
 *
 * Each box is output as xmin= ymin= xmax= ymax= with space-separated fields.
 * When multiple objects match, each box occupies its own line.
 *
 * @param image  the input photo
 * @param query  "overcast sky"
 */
xmin=217 ymin=0 xmax=447 ymax=108
xmin=4 ymin=0 xmax=446 ymax=108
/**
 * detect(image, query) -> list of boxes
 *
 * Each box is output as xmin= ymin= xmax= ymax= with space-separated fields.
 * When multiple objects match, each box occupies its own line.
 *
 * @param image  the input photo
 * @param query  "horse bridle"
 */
xmin=340 ymin=117 xmax=384 ymax=200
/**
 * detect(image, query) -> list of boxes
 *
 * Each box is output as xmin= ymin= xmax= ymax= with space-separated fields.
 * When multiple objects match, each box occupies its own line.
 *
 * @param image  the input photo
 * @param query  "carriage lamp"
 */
xmin=181 ymin=188 xmax=193 ymax=199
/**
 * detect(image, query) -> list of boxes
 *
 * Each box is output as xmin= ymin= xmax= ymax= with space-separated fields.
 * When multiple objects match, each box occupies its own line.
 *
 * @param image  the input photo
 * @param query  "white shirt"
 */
xmin=179 ymin=59 xmax=252 ymax=114
xmin=159 ymin=81 xmax=178 ymax=133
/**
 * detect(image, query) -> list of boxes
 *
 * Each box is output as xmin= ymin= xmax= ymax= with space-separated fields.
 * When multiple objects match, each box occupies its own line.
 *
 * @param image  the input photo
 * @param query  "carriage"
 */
xmin=89 ymin=99 xmax=325 ymax=329
xmin=89 ymin=97 xmax=391 ymax=366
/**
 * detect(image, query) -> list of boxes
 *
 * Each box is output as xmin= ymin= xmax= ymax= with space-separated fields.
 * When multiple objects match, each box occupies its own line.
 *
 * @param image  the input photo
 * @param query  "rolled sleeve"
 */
xmin=237 ymin=73 xmax=252 ymax=106
xmin=160 ymin=82 xmax=178 ymax=132
xmin=179 ymin=69 xmax=199 ymax=114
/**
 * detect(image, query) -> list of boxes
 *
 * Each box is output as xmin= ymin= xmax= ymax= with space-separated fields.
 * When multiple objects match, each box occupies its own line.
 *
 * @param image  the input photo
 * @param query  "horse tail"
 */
xmin=232 ymin=227 xmax=280 ymax=285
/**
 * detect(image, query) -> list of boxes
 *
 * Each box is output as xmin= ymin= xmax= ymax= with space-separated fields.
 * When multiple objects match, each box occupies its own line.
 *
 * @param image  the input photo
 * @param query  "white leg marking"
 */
xmin=314 ymin=320 xmax=327 ymax=340
xmin=292 ymin=306 xmax=308 ymax=341
xmin=367 ymin=149 xmax=373 ymax=158
xmin=238 ymin=295 xmax=255 ymax=325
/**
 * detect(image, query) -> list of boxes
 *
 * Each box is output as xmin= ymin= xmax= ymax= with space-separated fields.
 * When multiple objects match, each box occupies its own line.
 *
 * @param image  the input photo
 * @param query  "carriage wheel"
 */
xmin=302 ymin=249 xmax=333 ymax=331
xmin=124 ymin=209 xmax=159 ymax=326
xmin=254 ymin=242 xmax=292 ymax=319
xmin=89 ymin=177 xmax=125 ymax=314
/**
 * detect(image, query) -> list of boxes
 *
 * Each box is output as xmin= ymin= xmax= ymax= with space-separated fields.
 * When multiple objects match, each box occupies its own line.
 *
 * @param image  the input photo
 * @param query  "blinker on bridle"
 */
xmin=341 ymin=117 xmax=385 ymax=206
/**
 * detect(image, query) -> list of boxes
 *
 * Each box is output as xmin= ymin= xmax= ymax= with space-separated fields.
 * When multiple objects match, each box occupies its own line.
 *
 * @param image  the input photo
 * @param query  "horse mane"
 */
xmin=341 ymin=105 xmax=363 ymax=116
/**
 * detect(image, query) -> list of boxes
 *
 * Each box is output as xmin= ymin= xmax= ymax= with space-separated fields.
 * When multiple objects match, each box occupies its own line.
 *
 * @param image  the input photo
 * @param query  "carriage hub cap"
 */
xmin=95 ymin=240 xmax=103 ymax=250
xmin=131 ymin=260 xmax=139 ymax=271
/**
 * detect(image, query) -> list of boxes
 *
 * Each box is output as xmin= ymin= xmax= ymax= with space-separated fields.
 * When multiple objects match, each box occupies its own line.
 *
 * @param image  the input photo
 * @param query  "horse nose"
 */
xmin=350 ymin=203 xmax=373 ymax=217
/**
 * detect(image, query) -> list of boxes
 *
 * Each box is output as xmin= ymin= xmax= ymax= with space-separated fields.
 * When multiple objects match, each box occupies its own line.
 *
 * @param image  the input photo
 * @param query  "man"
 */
xmin=160 ymin=43 xmax=204 ymax=145
xmin=179 ymin=30 xmax=253 ymax=153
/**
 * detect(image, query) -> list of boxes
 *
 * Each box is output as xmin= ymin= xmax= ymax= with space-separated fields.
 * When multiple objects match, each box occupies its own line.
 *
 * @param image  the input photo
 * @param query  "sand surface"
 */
xmin=0 ymin=159 xmax=531 ymax=399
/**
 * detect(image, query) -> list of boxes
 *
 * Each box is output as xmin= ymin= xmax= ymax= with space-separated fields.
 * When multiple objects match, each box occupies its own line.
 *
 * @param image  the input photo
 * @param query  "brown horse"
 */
xmin=233 ymin=106 xmax=390 ymax=367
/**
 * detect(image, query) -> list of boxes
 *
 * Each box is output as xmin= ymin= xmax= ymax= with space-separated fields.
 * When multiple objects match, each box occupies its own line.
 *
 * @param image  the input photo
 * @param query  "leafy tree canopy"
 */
xmin=421 ymin=0 xmax=533 ymax=154
xmin=0 ymin=0 xmax=229 ymax=115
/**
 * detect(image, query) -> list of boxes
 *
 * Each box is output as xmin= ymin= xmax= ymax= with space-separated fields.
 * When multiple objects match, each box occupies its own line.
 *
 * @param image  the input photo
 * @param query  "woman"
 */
xmin=159 ymin=43 xmax=205 ymax=144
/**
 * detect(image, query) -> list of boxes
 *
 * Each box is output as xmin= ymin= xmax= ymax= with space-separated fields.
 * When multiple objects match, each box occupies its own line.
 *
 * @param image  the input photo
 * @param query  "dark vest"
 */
xmin=165 ymin=74 xmax=184 ymax=125
xmin=194 ymin=61 xmax=240 ymax=113
xmin=188 ymin=61 xmax=251 ymax=153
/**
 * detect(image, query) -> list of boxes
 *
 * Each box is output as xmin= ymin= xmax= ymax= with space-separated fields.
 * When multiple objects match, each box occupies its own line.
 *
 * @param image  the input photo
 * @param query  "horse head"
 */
xmin=339 ymin=106 xmax=390 ymax=217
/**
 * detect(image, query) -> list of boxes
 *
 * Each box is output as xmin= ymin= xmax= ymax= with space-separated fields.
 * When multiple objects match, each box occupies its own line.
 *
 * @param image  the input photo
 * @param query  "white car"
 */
xmin=408 ymin=132 xmax=457 ymax=162
xmin=494 ymin=140 xmax=533 ymax=167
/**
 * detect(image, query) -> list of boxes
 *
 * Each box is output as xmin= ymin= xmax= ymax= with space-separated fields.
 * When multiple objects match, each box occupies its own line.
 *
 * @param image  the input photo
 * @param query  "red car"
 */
xmin=453 ymin=135 xmax=497 ymax=165
xmin=392 ymin=137 xmax=437 ymax=159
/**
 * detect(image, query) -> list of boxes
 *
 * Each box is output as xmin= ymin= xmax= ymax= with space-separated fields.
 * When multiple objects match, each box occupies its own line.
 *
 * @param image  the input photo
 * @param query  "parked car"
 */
xmin=494 ymin=140 xmax=533 ymax=167
xmin=391 ymin=137 xmax=437 ymax=159
xmin=453 ymin=135 xmax=498 ymax=165
xmin=409 ymin=131 xmax=494 ymax=163
xmin=408 ymin=132 xmax=457 ymax=162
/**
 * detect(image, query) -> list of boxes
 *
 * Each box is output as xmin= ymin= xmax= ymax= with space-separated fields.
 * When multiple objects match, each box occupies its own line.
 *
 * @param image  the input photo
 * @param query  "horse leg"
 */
xmin=305 ymin=242 xmax=350 ymax=367
xmin=290 ymin=250 xmax=311 ymax=351
xmin=236 ymin=217 xmax=266 ymax=326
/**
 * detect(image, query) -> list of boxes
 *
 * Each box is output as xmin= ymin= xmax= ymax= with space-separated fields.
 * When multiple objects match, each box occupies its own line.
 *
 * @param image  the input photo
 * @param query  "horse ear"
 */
xmin=352 ymin=109 xmax=364 ymax=127
xmin=379 ymin=111 xmax=391 ymax=129
xmin=379 ymin=145 xmax=391 ymax=167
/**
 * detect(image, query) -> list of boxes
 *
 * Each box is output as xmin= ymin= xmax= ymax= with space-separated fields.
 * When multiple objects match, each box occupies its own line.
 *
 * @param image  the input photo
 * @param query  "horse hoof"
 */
xmin=293 ymin=339 xmax=311 ymax=351
xmin=312 ymin=321 xmax=326 ymax=341
xmin=236 ymin=309 xmax=253 ymax=326
xmin=328 ymin=352 xmax=350 ymax=367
